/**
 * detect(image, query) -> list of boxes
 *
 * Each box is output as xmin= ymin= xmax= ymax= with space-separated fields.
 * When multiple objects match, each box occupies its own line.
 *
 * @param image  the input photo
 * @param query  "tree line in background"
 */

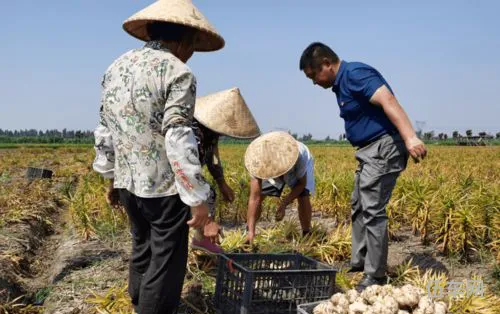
xmin=0 ymin=128 xmax=499 ymax=145
xmin=0 ymin=129 xmax=94 ymax=144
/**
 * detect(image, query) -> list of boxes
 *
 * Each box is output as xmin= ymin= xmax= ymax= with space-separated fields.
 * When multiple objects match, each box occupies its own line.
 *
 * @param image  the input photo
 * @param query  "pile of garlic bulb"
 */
xmin=312 ymin=284 xmax=448 ymax=314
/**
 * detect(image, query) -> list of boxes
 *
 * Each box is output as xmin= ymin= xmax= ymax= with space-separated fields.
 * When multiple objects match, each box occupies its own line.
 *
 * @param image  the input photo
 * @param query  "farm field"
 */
xmin=0 ymin=145 xmax=499 ymax=313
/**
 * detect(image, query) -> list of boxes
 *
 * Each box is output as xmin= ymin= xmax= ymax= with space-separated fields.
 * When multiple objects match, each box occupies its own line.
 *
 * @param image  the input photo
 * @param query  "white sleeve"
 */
xmin=165 ymin=126 xmax=210 ymax=207
xmin=93 ymin=124 xmax=115 ymax=179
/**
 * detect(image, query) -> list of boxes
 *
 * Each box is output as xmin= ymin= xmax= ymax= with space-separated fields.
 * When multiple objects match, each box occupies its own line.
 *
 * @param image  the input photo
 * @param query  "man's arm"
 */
xmin=281 ymin=174 xmax=307 ymax=208
xmin=92 ymin=116 xmax=120 ymax=207
xmin=92 ymin=123 xmax=115 ymax=179
xmin=207 ymin=142 xmax=235 ymax=202
xmin=346 ymin=67 xmax=427 ymax=163
xmin=370 ymin=85 xmax=427 ymax=163
xmin=206 ymin=140 xmax=225 ymax=185
xmin=162 ymin=70 xmax=210 ymax=228
xmin=275 ymin=174 xmax=307 ymax=221
xmin=247 ymin=177 xmax=263 ymax=241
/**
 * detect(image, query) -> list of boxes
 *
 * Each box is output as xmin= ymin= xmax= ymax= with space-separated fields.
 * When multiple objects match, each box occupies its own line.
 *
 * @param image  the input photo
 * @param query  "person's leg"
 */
xmin=118 ymin=189 xmax=151 ymax=312
xmin=363 ymin=136 xmax=407 ymax=278
xmin=356 ymin=135 xmax=408 ymax=290
xmin=297 ymin=190 xmax=312 ymax=235
xmin=299 ymin=160 xmax=315 ymax=236
xmin=350 ymin=161 xmax=366 ymax=271
xmin=135 ymin=194 xmax=190 ymax=314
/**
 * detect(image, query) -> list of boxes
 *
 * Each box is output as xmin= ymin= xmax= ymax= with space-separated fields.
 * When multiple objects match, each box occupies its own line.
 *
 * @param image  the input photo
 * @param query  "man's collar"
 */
xmin=332 ymin=60 xmax=346 ymax=92
xmin=144 ymin=40 xmax=171 ymax=52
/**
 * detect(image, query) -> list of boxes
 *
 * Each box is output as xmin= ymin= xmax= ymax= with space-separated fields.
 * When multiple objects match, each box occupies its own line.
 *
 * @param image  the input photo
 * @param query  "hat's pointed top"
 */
xmin=195 ymin=87 xmax=260 ymax=139
xmin=244 ymin=131 xmax=300 ymax=179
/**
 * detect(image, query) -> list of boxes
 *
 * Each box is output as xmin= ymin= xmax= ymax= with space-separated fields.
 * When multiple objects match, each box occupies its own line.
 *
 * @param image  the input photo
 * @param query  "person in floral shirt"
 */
xmin=92 ymin=1 xmax=225 ymax=313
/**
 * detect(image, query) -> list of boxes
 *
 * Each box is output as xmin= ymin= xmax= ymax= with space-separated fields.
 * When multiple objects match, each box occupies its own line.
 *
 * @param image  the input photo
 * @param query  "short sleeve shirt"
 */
xmin=332 ymin=61 xmax=398 ymax=147
xmin=268 ymin=142 xmax=313 ymax=188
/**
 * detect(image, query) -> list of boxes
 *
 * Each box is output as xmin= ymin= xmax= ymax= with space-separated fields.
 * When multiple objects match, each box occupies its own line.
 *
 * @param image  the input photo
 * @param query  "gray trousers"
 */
xmin=351 ymin=134 xmax=408 ymax=278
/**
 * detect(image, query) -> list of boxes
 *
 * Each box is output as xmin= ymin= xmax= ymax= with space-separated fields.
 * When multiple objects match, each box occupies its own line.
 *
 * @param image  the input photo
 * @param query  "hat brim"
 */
xmin=123 ymin=19 xmax=225 ymax=52
xmin=122 ymin=0 xmax=225 ymax=52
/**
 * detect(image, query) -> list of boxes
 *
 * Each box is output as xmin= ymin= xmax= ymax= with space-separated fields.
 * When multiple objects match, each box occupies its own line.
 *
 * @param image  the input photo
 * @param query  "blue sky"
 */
xmin=1 ymin=0 xmax=499 ymax=138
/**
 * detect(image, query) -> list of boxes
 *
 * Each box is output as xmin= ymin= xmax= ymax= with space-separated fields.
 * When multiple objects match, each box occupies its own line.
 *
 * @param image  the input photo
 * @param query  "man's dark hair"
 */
xmin=299 ymin=42 xmax=339 ymax=70
xmin=146 ymin=22 xmax=197 ymax=42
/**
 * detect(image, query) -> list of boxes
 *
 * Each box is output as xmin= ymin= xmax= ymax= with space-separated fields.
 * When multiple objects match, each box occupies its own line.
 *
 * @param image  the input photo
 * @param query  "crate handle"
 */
xmin=226 ymin=259 xmax=236 ymax=273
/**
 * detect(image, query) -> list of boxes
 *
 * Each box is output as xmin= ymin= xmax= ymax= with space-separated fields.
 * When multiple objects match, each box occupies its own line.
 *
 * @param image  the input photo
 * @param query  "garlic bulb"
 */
xmin=382 ymin=295 xmax=399 ymax=314
xmin=313 ymin=284 xmax=447 ymax=314
xmin=313 ymin=301 xmax=334 ymax=314
xmin=361 ymin=285 xmax=383 ymax=304
xmin=348 ymin=301 xmax=368 ymax=314
xmin=434 ymin=301 xmax=447 ymax=314
xmin=346 ymin=289 xmax=359 ymax=304
xmin=393 ymin=285 xmax=421 ymax=309
xmin=414 ymin=296 xmax=435 ymax=314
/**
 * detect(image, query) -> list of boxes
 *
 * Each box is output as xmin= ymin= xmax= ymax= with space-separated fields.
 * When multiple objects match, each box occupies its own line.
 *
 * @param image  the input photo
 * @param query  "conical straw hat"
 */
xmin=123 ymin=0 xmax=225 ymax=52
xmin=244 ymin=131 xmax=300 ymax=180
xmin=194 ymin=87 xmax=261 ymax=139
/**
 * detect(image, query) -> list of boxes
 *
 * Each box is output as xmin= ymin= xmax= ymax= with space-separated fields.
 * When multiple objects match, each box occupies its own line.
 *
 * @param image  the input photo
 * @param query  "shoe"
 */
xmin=355 ymin=274 xmax=387 ymax=292
xmin=347 ymin=265 xmax=364 ymax=273
xmin=191 ymin=237 xmax=224 ymax=254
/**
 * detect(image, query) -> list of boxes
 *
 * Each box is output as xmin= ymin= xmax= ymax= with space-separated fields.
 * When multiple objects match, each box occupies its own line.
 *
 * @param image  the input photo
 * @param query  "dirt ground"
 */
xmin=0 ymin=199 xmax=497 ymax=313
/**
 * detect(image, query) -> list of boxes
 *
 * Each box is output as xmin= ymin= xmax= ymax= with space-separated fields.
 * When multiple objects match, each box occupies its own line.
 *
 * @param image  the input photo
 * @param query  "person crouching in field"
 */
xmin=92 ymin=1 xmax=225 ymax=313
xmin=244 ymin=131 xmax=315 ymax=243
xmin=191 ymin=87 xmax=260 ymax=254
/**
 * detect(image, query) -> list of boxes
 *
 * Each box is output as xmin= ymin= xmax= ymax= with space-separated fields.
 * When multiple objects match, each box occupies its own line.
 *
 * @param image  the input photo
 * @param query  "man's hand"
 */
xmin=219 ymin=181 xmax=235 ymax=203
xmin=106 ymin=182 xmax=120 ymax=207
xmin=405 ymin=136 xmax=427 ymax=163
xmin=188 ymin=203 xmax=210 ymax=228
xmin=275 ymin=202 xmax=286 ymax=222
xmin=204 ymin=220 xmax=221 ymax=244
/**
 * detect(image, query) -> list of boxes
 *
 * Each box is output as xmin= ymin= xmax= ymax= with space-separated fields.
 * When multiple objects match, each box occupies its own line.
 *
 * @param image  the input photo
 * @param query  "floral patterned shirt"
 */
xmin=93 ymin=41 xmax=210 ymax=207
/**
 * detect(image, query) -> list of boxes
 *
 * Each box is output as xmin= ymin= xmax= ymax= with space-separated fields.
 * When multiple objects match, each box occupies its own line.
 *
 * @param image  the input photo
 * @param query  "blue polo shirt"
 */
xmin=332 ymin=61 xmax=398 ymax=147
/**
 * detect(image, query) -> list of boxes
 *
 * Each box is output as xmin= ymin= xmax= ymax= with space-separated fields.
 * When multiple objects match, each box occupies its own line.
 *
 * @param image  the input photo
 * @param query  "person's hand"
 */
xmin=204 ymin=220 xmax=221 ymax=244
xmin=188 ymin=203 xmax=210 ymax=228
xmin=245 ymin=231 xmax=255 ymax=244
xmin=219 ymin=181 xmax=235 ymax=203
xmin=106 ymin=187 xmax=121 ymax=207
xmin=405 ymin=136 xmax=427 ymax=163
xmin=275 ymin=202 xmax=286 ymax=222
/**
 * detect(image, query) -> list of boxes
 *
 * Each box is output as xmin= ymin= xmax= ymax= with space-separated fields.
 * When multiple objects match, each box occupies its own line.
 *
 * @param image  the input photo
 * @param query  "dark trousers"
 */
xmin=118 ymin=189 xmax=190 ymax=314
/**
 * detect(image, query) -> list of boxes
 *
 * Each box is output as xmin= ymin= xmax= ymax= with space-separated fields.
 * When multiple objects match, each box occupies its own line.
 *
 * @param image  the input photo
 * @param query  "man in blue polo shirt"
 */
xmin=299 ymin=42 xmax=427 ymax=291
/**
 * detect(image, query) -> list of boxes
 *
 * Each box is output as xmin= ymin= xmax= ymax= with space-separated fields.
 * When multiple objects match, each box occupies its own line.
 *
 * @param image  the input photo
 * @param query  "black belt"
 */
xmin=357 ymin=129 xmax=399 ymax=148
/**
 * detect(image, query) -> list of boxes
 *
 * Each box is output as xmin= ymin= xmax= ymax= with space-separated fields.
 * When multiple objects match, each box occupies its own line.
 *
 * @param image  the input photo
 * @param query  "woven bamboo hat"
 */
xmin=123 ymin=0 xmax=225 ymax=52
xmin=194 ymin=87 xmax=260 ymax=139
xmin=244 ymin=131 xmax=300 ymax=180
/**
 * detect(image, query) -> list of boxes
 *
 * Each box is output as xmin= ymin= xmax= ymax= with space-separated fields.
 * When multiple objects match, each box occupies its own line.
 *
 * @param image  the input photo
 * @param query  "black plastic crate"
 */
xmin=214 ymin=253 xmax=336 ymax=314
